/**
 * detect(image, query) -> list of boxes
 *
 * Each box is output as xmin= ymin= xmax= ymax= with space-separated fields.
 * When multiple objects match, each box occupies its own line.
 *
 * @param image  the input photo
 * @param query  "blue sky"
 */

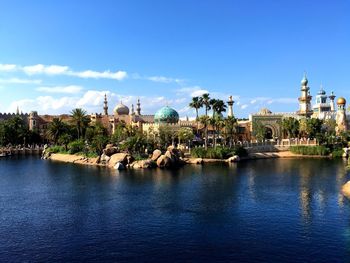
xmin=0 ymin=0 xmax=349 ymax=118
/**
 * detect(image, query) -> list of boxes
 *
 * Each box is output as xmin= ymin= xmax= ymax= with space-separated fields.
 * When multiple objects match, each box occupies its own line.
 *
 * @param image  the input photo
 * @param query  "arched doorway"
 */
xmin=264 ymin=127 xmax=273 ymax=139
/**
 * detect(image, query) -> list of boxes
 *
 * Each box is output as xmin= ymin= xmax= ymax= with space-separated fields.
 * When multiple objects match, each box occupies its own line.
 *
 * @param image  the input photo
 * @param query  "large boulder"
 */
xmin=131 ymin=159 xmax=156 ymax=169
xmin=167 ymin=145 xmax=183 ymax=158
xmin=227 ymin=155 xmax=240 ymax=163
xmin=165 ymin=150 xmax=177 ymax=164
xmin=156 ymin=155 xmax=172 ymax=168
xmin=151 ymin=149 xmax=162 ymax=161
xmin=100 ymin=153 xmax=111 ymax=165
xmin=109 ymin=153 xmax=134 ymax=167
xmin=103 ymin=146 xmax=119 ymax=157
xmin=342 ymin=181 xmax=350 ymax=198
xmin=114 ymin=162 xmax=125 ymax=170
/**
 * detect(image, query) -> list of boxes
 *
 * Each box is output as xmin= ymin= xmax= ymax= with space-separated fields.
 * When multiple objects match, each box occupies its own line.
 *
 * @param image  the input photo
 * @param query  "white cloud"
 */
xmin=147 ymin=76 xmax=183 ymax=84
xmin=241 ymin=104 xmax=249 ymax=109
xmin=1 ymin=63 xmax=128 ymax=81
xmin=0 ymin=78 xmax=42 ymax=84
xmin=249 ymin=97 xmax=295 ymax=105
xmin=71 ymin=70 xmax=127 ymax=80
xmin=36 ymin=85 xmax=83 ymax=94
xmin=8 ymin=96 xmax=77 ymax=114
xmin=176 ymin=86 xmax=209 ymax=97
xmin=23 ymin=64 xmax=69 ymax=75
xmin=0 ymin=64 xmax=17 ymax=71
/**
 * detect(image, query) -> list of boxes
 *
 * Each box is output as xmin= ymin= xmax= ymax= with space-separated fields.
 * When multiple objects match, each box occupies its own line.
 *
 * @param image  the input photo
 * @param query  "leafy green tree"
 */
xmin=71 ymin=108 xmax=90 ymax=139
xmin=177 ymin=127 xmax=194 ymax=146
xmin=281 ymin=117 xmax=299 ymax=138
xmin=58 ymin=133 xmax=72 ymax=151
xmin=158 ymin=125 xmax=174 ymax=149
xmin=306 ymin=118 xmax=323 ymax=139
xmin=47 ymin=118 xmax=68 ymax=144
xmin=111 ymin=122 xmax=128 ymax=145
xmin=85 ymin=122 xmax=109 ymax=155
xmin=252 ymin=120 xmax=265 ymax=142
xmin=0 ymin=116 xmax=29 ymax=145
xmin=298 ymin=118 xmax=308 ymax=138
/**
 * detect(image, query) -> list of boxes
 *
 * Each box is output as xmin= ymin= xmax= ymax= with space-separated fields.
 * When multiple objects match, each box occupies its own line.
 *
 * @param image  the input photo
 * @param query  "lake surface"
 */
xmin=0 ymin=156 xmax=350 ymax=262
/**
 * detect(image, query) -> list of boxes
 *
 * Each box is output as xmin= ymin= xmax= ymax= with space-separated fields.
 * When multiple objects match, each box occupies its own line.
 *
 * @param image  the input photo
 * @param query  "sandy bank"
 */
xmin=49 ymin=153 xmax=100 ymax=166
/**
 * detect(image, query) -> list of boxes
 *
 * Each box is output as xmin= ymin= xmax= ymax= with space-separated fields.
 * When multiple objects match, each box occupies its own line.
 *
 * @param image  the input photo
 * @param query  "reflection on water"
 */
xmin=0 ymin=156 xmax=350 ymax=262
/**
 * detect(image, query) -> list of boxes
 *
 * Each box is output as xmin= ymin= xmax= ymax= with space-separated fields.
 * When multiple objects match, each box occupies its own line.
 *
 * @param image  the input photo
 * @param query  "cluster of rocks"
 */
xmin=41 ymin=144 xmax=51 ymax=159
xmin=98 ymin=144 xmax=186 ymax=170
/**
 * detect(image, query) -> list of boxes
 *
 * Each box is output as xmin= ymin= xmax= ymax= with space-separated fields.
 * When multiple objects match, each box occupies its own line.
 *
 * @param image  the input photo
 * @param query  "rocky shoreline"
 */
xmin=44 ymin=145 xmax=318 ymax=169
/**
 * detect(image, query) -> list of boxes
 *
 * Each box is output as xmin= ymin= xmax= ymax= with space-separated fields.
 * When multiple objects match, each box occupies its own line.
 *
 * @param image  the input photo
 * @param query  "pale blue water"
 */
xmin=0 ymin=156 xmax=350 ymax=262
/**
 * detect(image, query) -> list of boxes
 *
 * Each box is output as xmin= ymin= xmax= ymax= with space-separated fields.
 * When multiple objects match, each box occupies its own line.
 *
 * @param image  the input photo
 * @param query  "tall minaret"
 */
xmin=103 ymin=94 xmax=108 ymax=116
xmin=329 ymin=91 xmax=336 ymax=111
xmin=297 ymin=73 xmax=313 ymax=117
xmin=136 ymin=98 xmax=141 ymax=115
xmin=16 ymin=106 xmax=19 ymax=115
xmin=227 ymin=95 xmax=234 ymax=117
xmin=336 ymin=97 xmax=347 ymax=134
xmin=131 ymin=104 xmax=135 ymax=115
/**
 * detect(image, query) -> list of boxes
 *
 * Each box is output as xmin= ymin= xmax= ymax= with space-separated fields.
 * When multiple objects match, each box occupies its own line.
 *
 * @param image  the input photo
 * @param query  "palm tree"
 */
xmin=189 ymin=96 xmax=203 ymax=120
xmin=199 ymin=115 xmax=210 ymax=149
xmin=200 ymin=93 xmax=211 ymax=117
xmin=224 ymin=116 xmax=238 ymax=147
xmin=189 ymin=96 xmax=203 ymax=134
xmin=209 ymin=98 xmax=218 ymax=117
xmin=71 ymin=108 xmax=90 ymax=139
xmin=47 ymin=118 xmax=67 ymax=144
xmin=200 ymin=93 xmax=211 ymax=149
xmin=212 ymin=99 xmax=227 ymax=117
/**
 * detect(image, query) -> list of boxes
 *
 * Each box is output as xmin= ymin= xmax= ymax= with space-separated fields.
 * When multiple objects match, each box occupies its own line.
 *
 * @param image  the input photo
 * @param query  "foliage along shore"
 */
xmin=44 ymin=145 xmax=346 ymax=170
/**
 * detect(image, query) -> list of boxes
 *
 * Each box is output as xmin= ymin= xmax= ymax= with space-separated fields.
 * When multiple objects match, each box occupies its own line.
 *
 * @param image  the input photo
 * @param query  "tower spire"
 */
xmin=227 ymin=95 xmax=234 ymax=117
xmin=297 ymin=73 xmax=313 ymax=117
xmin=136 ymin=98 xmax=141 ymax=115
xmin=103 ymin=94 xmax=108 ymax=115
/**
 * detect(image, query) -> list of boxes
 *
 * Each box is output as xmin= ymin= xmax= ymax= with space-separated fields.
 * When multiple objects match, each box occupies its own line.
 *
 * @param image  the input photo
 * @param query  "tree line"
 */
xmin=189 ymin=93 xmax=239 ymax=149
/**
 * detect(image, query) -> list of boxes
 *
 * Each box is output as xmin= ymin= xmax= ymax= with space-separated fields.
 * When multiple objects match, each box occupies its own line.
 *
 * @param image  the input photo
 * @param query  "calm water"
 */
xmin=1 ymin=156 xmax=350 ymax=262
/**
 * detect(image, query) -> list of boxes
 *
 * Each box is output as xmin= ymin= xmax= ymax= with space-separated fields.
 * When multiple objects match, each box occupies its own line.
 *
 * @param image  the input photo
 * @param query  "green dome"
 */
xmin=154 ymin=106 xmax=179 ymax=124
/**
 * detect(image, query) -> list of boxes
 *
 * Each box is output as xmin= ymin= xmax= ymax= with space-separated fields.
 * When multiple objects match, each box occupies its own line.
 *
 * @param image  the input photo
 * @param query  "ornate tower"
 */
xmin=329 ymin=91 xmax=336 ymax=112
xmin=103 ymin=94 xmax=108 ymax=116
xmin=227 ymin=95 xmax=234 ymax=117
xmin=136 ymin=98 xmax=141 ymax=115
xmin=131 ymin=104 xmax=135 ymax=115
xmin=336 ymin=97 xmax=347 ymax=134
xmin=29 ymin=111 xmax=39 ymax=131
xmin=297 ymin=74 xmax=313 ymax=117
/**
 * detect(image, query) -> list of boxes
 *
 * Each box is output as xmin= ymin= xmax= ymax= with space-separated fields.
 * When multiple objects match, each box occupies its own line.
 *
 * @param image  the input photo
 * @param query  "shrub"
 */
xmin=290 ymin=146 xmax=330 ymax=156
xmin=191 ymin=147 xmax=207 ymax=158
xmin=47 ymin=145 xmax=65 ymax=153
xmin=68 ymin=139 xmax=85 ymax=154
xmin=331 ymin=148 xmax=344 ymax=158
xmin=231 ymin=146 xmax=248 ymax=157
xmin=191 ymin=146 xmax=247 ymax=159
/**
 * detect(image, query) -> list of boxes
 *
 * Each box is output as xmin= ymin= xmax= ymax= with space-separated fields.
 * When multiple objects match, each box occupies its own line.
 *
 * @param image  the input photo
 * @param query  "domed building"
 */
xmin=336 ymin=97 xmax=348 ymax=134
xmin=114 ymin=102 xmax=129 ymax=116
xmin=154 ymin=106 xmax=179 ymax=124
